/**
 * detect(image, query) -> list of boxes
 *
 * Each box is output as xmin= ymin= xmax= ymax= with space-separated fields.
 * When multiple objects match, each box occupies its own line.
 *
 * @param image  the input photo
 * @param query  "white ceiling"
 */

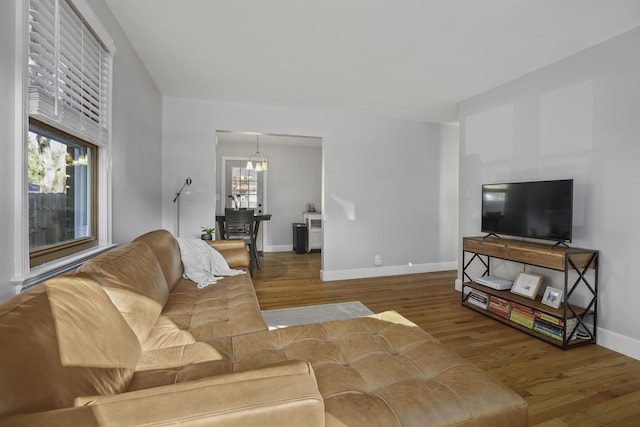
xmin=105 ymin=0 xmax=640 ymax=124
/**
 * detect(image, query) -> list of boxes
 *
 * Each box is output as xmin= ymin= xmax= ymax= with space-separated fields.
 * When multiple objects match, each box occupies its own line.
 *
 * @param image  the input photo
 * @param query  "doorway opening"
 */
xmin=215 ymin=130 xmax=323 ymax=273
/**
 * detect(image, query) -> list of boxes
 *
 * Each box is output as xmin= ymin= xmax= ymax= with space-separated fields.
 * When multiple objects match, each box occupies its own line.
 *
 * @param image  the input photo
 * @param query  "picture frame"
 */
xmin=541 ymin=286 xmax=564 ymax=309
xmin=510 ymin=272 xmax=543 ymax=300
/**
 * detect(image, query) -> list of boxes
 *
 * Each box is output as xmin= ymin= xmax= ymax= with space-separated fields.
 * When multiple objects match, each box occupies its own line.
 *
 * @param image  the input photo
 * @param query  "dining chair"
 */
xmin=224 ymin=209 xmax=257 ymax=276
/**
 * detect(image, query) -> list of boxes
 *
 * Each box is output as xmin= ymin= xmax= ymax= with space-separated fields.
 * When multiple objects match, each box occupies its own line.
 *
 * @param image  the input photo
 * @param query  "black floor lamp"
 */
xmin=173 ymin=177 xmax=192 ymax=236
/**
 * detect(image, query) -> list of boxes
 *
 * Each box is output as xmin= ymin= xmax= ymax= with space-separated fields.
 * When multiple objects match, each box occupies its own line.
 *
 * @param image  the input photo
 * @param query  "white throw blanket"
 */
xmin=177 ymin=238 xmax=245 ymax=288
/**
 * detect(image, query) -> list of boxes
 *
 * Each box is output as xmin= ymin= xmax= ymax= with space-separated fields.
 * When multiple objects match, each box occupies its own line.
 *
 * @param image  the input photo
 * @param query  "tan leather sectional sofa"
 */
xmin=0 ymin=229 xmax=528 ymax=426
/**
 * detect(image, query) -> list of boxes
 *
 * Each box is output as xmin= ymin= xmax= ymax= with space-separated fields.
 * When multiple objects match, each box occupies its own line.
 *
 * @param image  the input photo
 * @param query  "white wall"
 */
xmin=0 ymin=0 xmax=18 ymax=300
xmin=215 ymin=137 xmax=322 ymax=251
xmin=162 ymin=98 xmax=459 ymax=279
xmin=458 ymin=26 xmax=640 ymax=359
xmin=0 ymin=0 xmax=163 ymax=299
xmin=87 ymin=0 xmax=164 ymax=244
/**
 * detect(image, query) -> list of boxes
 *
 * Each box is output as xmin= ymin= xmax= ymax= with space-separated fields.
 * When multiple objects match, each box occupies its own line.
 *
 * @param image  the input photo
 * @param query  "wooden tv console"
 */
xmin=461 ymin=236 xmax=598 ymax=349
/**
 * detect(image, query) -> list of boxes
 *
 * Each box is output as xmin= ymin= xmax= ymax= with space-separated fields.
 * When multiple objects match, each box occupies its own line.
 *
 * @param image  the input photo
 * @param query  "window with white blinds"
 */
xmin=28 ymin=0 xmax=111 ymax=145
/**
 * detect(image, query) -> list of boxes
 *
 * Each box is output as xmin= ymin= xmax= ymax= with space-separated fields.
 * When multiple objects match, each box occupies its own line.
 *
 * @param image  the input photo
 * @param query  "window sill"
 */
xmin=12 ymin=244 xmax=116 ymax=294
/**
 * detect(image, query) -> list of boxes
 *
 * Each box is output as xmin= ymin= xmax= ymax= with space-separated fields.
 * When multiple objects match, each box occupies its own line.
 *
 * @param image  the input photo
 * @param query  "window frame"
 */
xmin=12 ymin=0 xmax=116 ymax=292
xmin=28 ymin=118 xmax=99 ymax=267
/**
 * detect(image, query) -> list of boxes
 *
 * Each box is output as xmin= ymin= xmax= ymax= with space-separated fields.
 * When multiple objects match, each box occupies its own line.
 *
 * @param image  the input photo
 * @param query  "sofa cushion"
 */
xmin=0 ymin=276 xmax=140 ymax=416
xmin=162 ymin=275 xmax=267 ymax=342
xmin=99 ymin=285 xmax=163 ymax=344
xmin=233 ymin=311 xmax=528 ymax=427
xmin=78 ymin=242 xmax=169 ymax=307
xmin=128 ymin=342 xmax=233 ymax=391
xmin=134 ymin=229 xmax=184 ymax=291
xmin=141 ymin=315 xmax=196 ymax=351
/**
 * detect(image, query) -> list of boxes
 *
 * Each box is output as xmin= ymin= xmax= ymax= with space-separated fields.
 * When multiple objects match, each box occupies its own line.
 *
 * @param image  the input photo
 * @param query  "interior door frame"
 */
xmin=220 ymin=156 xmax=268 ymax=250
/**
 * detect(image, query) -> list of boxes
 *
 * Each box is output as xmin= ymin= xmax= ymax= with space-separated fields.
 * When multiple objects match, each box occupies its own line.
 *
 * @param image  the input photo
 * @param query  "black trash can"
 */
xmin=292 ymin=223 xmax=308 ymax=254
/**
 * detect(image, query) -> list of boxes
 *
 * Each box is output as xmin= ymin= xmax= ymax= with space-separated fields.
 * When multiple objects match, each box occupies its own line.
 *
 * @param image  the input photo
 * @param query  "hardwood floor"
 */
xmin=253 ymin=251 xmax=640 ymax=427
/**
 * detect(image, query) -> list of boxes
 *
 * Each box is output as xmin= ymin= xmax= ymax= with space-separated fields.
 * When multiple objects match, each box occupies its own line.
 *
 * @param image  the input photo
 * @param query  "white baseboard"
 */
xmin=597 ymin=327 xmax=640 ymax=361
xmin=263 ymin=245 xmax=293 ymax=253
xmin=321 ymin=261 xmax=457 ymax=281
xmin=264 ymin=245 xmax=323 ymax=253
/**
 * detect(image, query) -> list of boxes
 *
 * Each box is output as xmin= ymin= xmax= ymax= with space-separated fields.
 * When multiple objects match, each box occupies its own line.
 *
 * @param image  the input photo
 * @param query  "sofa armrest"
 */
xmin=85 ymin=360 xmax=323 ymax=426
xmin=206 ymin=240 xmax=250 ymax=269
xmin=0 ymin=406 xmax=99 ymax=427
xmin=0 ymin=361 xmax=323 ymax=427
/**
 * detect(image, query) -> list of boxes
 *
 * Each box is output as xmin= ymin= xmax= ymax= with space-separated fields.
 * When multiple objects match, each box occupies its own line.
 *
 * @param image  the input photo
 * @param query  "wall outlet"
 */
xmin=374 ymin=255 xmax=382 ymax=266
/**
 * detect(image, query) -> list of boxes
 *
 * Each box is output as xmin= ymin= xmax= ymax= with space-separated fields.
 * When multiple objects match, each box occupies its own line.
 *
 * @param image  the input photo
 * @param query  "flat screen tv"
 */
xmin=481 ymin=179 xmax=573 ymax=243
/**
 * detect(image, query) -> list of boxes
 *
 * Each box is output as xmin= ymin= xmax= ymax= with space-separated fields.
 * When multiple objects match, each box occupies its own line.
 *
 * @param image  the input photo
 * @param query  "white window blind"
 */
xmin=28 ymin=0 xmax=111 ymax=145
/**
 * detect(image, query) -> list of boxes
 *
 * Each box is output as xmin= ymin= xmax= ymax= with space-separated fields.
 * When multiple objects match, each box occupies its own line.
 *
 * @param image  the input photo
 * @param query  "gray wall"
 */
xmin=0 ymin=1 xmax=18 ymax=300
xmin=0 ymin=0 xmax=163 ymax=299
xmin=162 ymin=98 xmax=459 ymax=280
xmin=458 ymin=26 xmax=640 ymax=358
xmin=87 ymin=0 xmax=164 ymax=244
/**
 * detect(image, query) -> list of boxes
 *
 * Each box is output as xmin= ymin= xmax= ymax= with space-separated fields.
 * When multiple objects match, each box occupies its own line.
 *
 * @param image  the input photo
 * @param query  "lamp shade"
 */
xmin=246 ymin=134 xmax=267 ymax=172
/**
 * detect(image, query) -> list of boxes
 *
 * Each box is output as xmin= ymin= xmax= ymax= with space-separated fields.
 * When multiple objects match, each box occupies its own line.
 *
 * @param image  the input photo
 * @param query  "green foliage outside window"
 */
xmin=27 ymin=132 xmax=69 ymax=194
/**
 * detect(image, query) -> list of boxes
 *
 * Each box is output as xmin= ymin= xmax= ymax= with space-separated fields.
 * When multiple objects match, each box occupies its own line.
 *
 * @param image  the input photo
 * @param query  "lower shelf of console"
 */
xmin=462 ymin=282 xmax=595 ymax=349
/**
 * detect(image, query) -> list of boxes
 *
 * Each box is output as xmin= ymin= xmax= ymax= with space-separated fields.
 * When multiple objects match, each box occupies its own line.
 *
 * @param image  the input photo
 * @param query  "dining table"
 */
xmin=215 ymin=213 xmax=272 ymax=270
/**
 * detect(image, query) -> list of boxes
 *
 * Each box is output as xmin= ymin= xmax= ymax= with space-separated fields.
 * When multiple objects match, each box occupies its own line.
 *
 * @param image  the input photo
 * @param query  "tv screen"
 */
xmin=481 ymin=179 xmax=573 ymax=242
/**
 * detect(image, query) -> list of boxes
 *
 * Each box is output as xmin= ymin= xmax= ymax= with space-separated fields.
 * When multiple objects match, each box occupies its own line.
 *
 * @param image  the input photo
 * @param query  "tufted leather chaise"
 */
xmin=0 ymin=229 xmax=527 ymax=426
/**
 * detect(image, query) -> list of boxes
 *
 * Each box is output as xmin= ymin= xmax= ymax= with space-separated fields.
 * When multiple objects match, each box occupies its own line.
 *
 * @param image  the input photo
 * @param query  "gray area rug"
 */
xmin=262 ymin=301 xmax=374 ymax=330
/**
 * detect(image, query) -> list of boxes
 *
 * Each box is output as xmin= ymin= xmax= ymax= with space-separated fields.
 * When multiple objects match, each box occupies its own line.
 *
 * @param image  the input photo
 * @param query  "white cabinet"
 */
xmin=303 ymin=212 xmax=322 ymax=251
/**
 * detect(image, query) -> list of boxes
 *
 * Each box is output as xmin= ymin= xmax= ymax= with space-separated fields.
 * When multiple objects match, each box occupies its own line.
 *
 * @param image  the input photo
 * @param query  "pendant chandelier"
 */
xmin=246 ymin=134 xmax=268 ymax=172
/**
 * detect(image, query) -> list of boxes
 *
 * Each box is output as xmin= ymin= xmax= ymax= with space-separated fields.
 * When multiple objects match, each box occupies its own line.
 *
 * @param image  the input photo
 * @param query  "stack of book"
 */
xmin=533 ymin=311 xmax=578 ymax=341
xmin=466 ymin=289 xmax=489 ymax=310
xmin=488 ymin=295 xmax=511 ymax=319
xmin=509 ymin=303 xmax=534 ymax=329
